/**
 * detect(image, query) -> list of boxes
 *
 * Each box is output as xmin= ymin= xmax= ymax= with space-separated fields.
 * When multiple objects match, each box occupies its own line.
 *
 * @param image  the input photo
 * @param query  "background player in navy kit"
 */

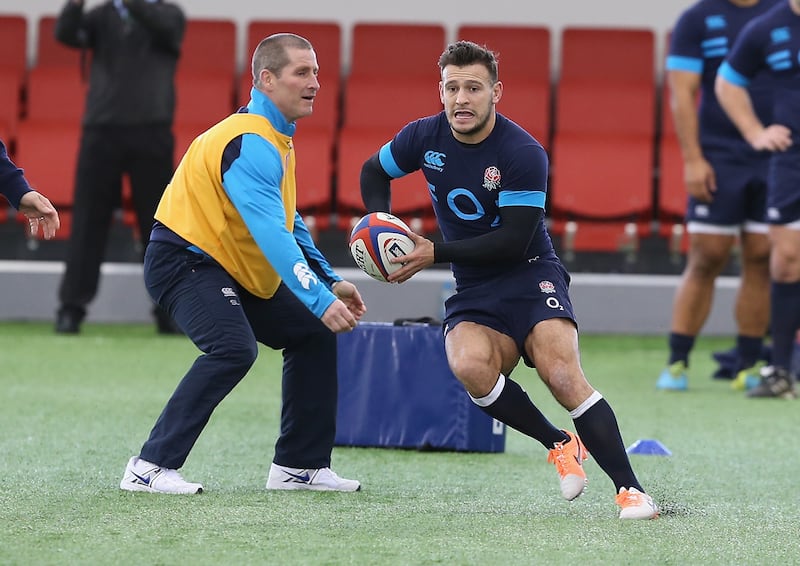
xmin=717 ymin=0 xmax=800 ymax=398
xmin=657 ymin=0 xmax=779 ymax=392
xmin=360 ymin=41 xmax=658 ymax=519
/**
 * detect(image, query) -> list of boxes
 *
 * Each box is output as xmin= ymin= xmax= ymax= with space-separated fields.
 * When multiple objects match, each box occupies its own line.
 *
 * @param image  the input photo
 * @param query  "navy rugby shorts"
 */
xmin=443 ymin=257 xmax=577 ymax=367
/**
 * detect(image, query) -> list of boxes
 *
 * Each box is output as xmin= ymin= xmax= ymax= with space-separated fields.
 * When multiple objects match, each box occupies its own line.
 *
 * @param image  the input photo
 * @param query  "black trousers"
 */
xmin=139 ymin=242 xmax=338 ymax=470
xmin=58 ymin=124 xmax=174 ymax=315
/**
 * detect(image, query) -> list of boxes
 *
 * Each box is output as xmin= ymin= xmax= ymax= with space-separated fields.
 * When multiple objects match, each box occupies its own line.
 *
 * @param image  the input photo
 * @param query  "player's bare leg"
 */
xmin=659 ymin=232 xmax=736 ymax=389
xmin=445 ymin=322 xmax=587 ymax=499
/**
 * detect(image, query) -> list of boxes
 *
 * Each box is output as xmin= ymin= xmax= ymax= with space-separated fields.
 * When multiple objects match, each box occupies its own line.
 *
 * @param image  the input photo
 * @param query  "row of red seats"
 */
xmin=1 ymin=16 xmax=685 ymax=254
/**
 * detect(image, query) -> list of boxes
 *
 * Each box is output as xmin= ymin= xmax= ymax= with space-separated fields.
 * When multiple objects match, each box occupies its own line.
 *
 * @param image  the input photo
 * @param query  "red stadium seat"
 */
xmin=173 ymin=71 xmax=235 ymax=131
xmin=456 ymin=25 xmax=552 ymax=143
xmin=25 ymin=66 xmax=87 ymax=124
xmin=549 ymin=27 xmax=657 ymax=254
xmin=336 ymin=23 xmax=446 ymax=233
xmin=0 ymin=71 xmax=23 ymax=145
xmin=292 ymin=127 xmax=336 ymax=234
xmin=174 ymin=19 xmax=237 ymax=132
xmin=26 ymin=16 xmax=89 ymax=126
xmin=559 ymin=27 xmax=655 ymax=84
xmin=11 ymin=16 xmax=91 ymax=239
xmin=336 ymin=127 xmax=433 ymax=234
xmin=36 ymin=15 xmax=84 ymax=68
xmin=349 ymin=23 xmax=446 ymax=80
xmin=0 ymin=15 xmax=27 ymax=74
xmin=13 ymin=122 xmax=81 ymax=240
xmin=178 ymin=18 xmax=237 ymax=76
xmin=337 ymin=82 xmax=442 ymax=233
xmin=0 ymin=15 xmax=27 ymax=143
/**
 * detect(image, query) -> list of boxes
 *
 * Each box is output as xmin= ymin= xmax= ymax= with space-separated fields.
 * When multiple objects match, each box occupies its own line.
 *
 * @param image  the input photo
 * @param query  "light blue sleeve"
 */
xmin=718 ymin=61 xmax=751 ymax=87
xmin=498 ymin=190 xmax=546 ymax=209
xmin=292 ymin=210 xmax=340 ymax=286
xmin=221 ymin=133 xmax=336 ymax=318
xmin=665 ymin=55 xmax=703 ymax=73
xmin=378 ymin=141 xmax=407 ymax=179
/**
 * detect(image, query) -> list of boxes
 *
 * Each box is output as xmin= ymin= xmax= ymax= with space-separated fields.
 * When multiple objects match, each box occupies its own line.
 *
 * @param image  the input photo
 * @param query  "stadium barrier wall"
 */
xmin=0 ymin=260 xmax=740 ymax=335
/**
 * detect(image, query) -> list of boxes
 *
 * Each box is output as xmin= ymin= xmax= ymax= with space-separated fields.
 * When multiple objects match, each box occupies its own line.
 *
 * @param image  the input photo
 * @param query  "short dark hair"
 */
xmin=438 ymin=40 xmax=499 ymax=83
xmin=251 ymin=33 xmax=314 ymax=85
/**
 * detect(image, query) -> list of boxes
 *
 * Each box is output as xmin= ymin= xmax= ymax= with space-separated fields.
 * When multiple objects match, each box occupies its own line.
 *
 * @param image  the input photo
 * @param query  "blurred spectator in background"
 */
xmin=53 ymin=0 xmax=185 ymax=334
xmin=1 ymin=139 xmax=60 ymax=240
xmin=716 ymin=0 xmax=800 ymax=399
xmin=656 ymin=0 xmax=778 ymax=392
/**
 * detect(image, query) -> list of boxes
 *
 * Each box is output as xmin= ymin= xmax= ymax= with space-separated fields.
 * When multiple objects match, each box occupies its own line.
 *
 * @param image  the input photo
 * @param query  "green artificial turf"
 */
xmin=0 ymin=323 xmax=797 ymax=565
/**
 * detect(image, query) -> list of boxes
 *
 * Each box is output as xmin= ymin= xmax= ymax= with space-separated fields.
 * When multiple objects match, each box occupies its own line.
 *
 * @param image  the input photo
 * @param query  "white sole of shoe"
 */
xmin=266 ymin=481 xmax=360 ymax=492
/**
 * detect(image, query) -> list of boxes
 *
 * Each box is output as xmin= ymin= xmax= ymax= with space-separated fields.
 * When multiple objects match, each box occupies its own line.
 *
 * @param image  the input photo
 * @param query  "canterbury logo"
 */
xmin=424 ymin=150 xmax=446 ymax=170
xmin=293 ymin=263 xmax=319 ymax=290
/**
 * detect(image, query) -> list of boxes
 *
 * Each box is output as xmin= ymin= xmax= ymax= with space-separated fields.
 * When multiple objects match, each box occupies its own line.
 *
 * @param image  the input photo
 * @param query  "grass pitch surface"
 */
xmin=1 ymin=323 xmax=797 ymax=565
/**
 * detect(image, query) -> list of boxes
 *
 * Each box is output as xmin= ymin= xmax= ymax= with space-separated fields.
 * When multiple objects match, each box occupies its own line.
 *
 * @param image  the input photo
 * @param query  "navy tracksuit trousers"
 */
xmin=139 ymin=241 xmax=338 ymax=470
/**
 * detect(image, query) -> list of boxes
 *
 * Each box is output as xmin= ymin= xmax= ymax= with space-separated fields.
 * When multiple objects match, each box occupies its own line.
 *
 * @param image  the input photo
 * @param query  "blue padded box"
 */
xmin=335 ymin=322 xmax=506 ymax=452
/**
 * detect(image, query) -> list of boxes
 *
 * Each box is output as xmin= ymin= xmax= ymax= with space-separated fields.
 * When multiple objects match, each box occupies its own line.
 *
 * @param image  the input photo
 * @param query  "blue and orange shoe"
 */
xmin=656 ymin=361 xmax=688 ymax=391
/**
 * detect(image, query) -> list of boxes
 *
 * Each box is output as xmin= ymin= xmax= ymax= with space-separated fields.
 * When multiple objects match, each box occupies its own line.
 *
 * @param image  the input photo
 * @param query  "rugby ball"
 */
xmin=349 ymin=212 xmax=415 ymax=282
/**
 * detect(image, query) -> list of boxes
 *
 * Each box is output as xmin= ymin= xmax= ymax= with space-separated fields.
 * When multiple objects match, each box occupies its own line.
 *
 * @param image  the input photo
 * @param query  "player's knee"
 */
xmin=448 ymin=357 xmax=492 ymax=390
xmin=219 ymin=339 xmax=258 ymax=373
xmin=540 ymin=358 xmax=584 ymax=392
xmin=686 ymin=251 xmax=728 ymax=279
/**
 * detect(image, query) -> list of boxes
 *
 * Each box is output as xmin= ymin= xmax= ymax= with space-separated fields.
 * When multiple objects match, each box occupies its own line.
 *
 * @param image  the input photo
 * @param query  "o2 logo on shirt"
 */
xmin=445 ymin=188 xmax=501 ymax=227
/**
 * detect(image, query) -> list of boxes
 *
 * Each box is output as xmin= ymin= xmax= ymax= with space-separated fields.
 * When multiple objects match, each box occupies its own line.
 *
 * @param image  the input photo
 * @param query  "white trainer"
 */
xmin=266 ymin=463 xmax=361 ymax=492
xmin=615 ymin=487 xmax=659 ymax=519
xmin=120 ymin=456 xmax=203 ymax=494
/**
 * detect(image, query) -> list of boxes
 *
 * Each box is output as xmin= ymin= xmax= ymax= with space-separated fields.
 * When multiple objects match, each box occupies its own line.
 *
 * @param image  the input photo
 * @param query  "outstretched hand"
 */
xmin=333 ymin=280 xmax=366 ymax=319
xmin=19 ymin=191 xmax=60 ymax=240
xmin=320 ymin=280 xmax=367 ymax=333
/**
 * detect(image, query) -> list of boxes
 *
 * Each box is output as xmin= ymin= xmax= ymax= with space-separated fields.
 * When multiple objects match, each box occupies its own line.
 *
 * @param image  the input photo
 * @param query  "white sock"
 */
xmin=469 ymin=373 xmax=506 ymax=407
xmin=569 ymin=390 xmax=603 ymax=419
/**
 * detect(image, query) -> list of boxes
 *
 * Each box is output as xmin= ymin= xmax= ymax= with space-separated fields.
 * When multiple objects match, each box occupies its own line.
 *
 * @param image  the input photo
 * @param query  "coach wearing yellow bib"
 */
xmin=119 ymin=33 xmax=366 ymax=494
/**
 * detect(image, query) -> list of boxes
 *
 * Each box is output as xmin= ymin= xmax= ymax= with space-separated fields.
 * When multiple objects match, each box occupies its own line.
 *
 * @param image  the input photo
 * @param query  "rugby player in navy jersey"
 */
xmin=658 ymin=0 xmax=779 ymax=392
xmin=359 ymin=40 xmax=658 ymax=519
xmin=717 ymin=0 xmax=800 ymax=398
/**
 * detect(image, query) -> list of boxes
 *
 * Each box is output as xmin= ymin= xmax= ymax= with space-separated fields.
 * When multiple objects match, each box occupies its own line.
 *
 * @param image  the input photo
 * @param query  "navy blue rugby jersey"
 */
xmin=378 ymin=111 xmax=557 ymax=286
xmin=667 ymin=0 xmax=779 ymax=147
xmin=719 ymin=0 xmax=800 ymax=143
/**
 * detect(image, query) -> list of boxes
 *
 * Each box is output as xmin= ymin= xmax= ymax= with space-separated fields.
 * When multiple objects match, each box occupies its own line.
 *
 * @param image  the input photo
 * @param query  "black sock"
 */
xmin=573 ymin=397 xmax=642 ymax=492
xmin=770 ymin=281 xmax=800 ymax=370
xmin=474 ymin=375 xmax=567 ymax=449
xmin=668 ymin=332 xmax=695 ymax=365
xmin=736 ymin=334 xmax=764 ymax=370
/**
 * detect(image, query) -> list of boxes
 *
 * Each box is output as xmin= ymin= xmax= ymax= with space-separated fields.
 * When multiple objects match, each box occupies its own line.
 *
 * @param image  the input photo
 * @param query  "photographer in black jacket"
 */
xmin=54 ymin=0 xmax=185 ymax=334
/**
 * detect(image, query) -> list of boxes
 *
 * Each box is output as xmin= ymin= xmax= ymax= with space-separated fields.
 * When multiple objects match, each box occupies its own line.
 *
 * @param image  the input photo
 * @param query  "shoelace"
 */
xmin=547 ymin=436 xmax=586 ymax=474
xmin=547 ymin=442 xmax=572 ymax=475
xmin=615 ymin=489 xmax=643 ymax=507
